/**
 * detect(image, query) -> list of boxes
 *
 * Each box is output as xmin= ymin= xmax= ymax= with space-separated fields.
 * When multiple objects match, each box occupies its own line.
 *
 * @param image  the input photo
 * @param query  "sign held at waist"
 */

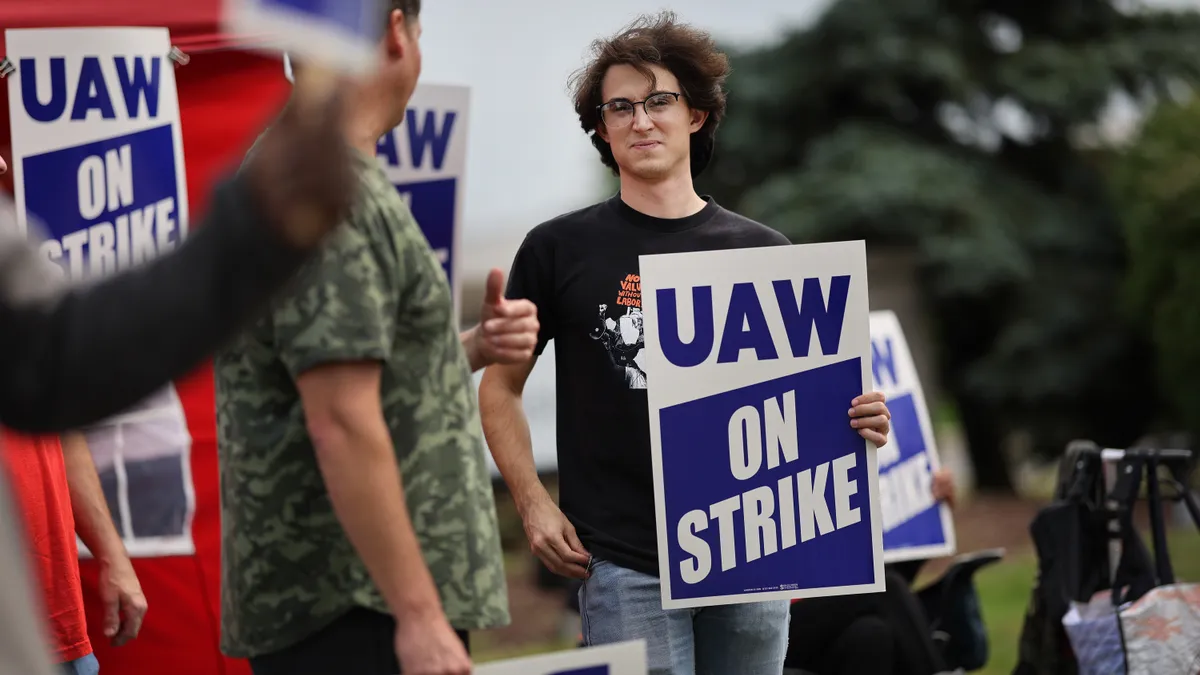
xmin=639 ymin=240 xmax=886 ymax=609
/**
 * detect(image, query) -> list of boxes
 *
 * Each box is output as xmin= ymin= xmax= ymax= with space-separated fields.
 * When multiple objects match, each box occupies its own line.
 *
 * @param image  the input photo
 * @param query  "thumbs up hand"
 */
xmin=470 ymin=268 xmax=539 ymax=369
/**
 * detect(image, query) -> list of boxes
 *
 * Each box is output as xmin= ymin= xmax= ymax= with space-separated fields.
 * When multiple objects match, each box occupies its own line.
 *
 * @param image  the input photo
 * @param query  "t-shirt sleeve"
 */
xmin=760 ymin=223 xmax=791 ymax=246
xmin=505 ymin=229 xmax=556 ymax=355
xmin=272 ymin=224 xmax=397 ymax=378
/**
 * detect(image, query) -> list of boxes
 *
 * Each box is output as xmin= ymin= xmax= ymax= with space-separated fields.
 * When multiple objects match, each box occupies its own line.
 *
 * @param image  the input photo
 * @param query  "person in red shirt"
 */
xmin=2 ymin=430 xmax=148 ymax=674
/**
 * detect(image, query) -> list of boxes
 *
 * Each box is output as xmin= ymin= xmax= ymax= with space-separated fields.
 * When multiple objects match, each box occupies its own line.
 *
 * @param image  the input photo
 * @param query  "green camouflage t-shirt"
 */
xmin=214 ymin=150 xmax=510 ymax=658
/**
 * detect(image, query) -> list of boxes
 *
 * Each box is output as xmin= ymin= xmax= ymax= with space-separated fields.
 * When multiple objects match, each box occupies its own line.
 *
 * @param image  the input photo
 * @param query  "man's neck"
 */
xmin=339 ymin=81 xmax=400 ymax=157
xmin=618 ymin=169 xmax=708 ymax=219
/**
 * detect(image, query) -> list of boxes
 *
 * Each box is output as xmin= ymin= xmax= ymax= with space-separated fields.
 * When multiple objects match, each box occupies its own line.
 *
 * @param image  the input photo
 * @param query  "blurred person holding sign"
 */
xmin=0 ymin=64 xmax=354 ymax=675
xmin=784 ymin=468 xmax=960 ymax=675
xmin=869 ymin=311 xmax=956 ymax=566
xmin=783 ymin=314 xmax=962 ymax=675
xmin=215 ymin=3 xmax=534 ymax=675
xmin=479 ymin=12 xmax=892 ymax=675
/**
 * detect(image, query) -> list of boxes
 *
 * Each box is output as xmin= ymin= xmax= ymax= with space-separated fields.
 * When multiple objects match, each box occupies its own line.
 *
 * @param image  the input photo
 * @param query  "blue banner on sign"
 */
xmin=22 ymin=124 xmax=182 ymax=280
xmin=880 ymin=393 xmax=947 ymax=550
xmin=395 ymin=178 xmax=456 ymax=288
xmin=661 ymin=358 xmax=875 ymax=600
xmin=259 ymin=0 xmax=379 ymax=38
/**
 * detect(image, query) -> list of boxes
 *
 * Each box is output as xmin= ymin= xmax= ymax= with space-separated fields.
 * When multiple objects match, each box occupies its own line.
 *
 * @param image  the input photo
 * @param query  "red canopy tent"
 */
xmin=0 ymin=3 xmax=291 ymax=674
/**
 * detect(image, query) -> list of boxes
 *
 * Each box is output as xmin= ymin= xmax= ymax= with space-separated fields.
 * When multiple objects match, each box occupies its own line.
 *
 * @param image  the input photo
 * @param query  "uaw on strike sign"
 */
xmin=376 ymin=84 xmax=469 ymax=313
xmin=870 ymin=310 xmax=956 ymax=563
xmin=7 ymin=28 xmax=198 ymax=558
xmin=7 ymin=27 xmax=188 ymax=275
xmin=284 ymin=54 xmax=470 ymax=313
xmin=640 ymin=241 xmax=886 ymax=608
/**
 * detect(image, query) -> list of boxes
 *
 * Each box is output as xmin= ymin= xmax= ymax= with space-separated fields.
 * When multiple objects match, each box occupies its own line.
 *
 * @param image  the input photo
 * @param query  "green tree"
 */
xmin=699 ymin=0 xmax=1200 ymax=489
xmin=1110 ymin=97 xmax=1200 ymax=441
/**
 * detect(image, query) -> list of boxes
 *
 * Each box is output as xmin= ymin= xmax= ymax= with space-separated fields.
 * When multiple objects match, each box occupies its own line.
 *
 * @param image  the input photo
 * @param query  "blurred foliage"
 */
xmin=699 ymin=0 xmax=1200 ymax=488
xmin=1110 ymin=97 xmax=1200 ymax=441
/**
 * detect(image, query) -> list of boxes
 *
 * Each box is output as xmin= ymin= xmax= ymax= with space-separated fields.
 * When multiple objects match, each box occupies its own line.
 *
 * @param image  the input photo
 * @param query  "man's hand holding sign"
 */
xmin=932 ymin=467 xmax=957 ymax=509
xmin=849 ymin=392 xmax=891 ymax=446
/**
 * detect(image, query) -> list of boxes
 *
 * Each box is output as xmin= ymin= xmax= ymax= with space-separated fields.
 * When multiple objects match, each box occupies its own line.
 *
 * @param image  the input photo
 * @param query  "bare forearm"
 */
xmin=314 ymin=425 xmax=442 ymax=618
xmin=61 ymin=433 xmax=126 ymax=563
xmin=460 ymin=326 xmax=485 ymax=372
xmin=478 ymin=379 xmax=548 ymax=513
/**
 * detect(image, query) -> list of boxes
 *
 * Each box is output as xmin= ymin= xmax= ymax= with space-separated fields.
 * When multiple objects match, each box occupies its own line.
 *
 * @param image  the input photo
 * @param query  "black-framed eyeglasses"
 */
xmin=597 ymin=92 xmax=681 ymax=129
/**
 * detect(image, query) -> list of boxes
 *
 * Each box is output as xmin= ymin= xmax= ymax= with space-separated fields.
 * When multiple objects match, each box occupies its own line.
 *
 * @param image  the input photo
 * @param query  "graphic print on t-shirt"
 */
xmin=589 ymin=272 xmax=647 ymax=389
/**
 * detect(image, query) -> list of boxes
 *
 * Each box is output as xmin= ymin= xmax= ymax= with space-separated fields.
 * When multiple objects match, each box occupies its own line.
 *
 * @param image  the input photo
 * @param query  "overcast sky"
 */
xmin=414 ymin=0 xmax=835 ymax=277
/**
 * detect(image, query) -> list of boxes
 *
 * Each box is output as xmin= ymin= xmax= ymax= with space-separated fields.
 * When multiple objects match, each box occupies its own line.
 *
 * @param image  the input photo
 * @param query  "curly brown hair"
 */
xmin=569 ymin=11 xmax=731 ymax=178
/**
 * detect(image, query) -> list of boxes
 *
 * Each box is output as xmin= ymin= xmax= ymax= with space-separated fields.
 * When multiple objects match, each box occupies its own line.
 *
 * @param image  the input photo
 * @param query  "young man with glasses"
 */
xmin=479 ymin=12 xmax=893 ymax=675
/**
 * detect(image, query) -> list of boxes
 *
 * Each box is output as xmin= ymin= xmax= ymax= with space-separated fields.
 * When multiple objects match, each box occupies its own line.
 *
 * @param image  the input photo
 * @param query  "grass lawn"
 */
xmin=974 ymin=528 xmax=1200 ymax=675
xmin=474 ymin=638 xmax=578 ymax=663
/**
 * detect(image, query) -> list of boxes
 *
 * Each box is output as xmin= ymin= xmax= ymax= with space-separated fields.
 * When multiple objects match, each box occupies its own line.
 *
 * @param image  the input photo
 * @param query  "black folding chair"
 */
xmin=915 ymin=548 xmax=1006 ymax=671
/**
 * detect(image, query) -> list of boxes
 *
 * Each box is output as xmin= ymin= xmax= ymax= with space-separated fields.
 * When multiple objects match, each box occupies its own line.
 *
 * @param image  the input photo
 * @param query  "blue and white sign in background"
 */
xmin=6 ymin=27 xmax=190 ymax=283
xmin=224 ymin=0 xmax=385 ymax=74
xmin=640 ymin=241 xmax=885 ymax=609
xmin=870 ymin=310 xmax=957 ymax=563
xmin=7 ymin=27 xmax=198 ymax=559
xmin=476 ymin=640 xmax=647 ymax=675
xmin=376 ymin=84 xmax=469 ymax=315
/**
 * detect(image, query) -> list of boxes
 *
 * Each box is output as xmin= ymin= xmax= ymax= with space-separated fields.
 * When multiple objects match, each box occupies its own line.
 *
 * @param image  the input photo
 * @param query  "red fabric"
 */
xmin=0 ymin=431 xmax=92 ymax=664
xmin=0 ymin=0 xmax=266 ymax=53
xmin=0 ymin=25 xmax=291 ymax=675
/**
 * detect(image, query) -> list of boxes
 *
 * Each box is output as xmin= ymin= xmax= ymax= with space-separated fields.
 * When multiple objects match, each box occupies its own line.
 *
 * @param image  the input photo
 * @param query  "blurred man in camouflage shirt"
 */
xmin=214 ymin=3 xmax=537 ymax=675
xmin=0 ymin=76 xmax=353 ymax=675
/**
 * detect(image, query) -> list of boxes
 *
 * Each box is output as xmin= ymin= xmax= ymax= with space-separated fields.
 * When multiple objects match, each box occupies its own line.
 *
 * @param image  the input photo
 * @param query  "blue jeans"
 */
xmin=578 ymin=558 xmax=790 ymax=675
xmin=60 ymin=653 xmax=99 ymax=675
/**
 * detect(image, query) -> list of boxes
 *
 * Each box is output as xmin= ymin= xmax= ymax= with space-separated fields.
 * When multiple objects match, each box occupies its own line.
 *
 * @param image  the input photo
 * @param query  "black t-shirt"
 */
xmin=505 ymin=194 xmax=790 ymax=577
